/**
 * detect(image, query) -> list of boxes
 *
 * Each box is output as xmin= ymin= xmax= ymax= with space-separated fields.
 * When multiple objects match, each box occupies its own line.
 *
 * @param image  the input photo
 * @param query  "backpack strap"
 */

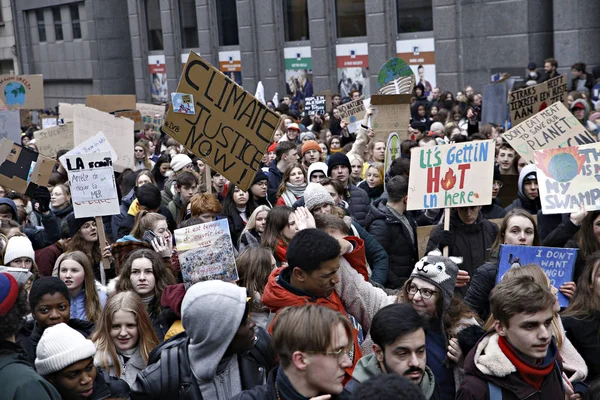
xmin=488 ymin=381 xmax=502 ymax=400
xmin=161 ymin=345 xmax=180 ymax=397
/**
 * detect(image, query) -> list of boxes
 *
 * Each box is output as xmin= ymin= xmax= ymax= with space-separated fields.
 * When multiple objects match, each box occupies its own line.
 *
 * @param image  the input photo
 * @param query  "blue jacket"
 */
xmin=70 ymin=285 xmax=108 ymax=321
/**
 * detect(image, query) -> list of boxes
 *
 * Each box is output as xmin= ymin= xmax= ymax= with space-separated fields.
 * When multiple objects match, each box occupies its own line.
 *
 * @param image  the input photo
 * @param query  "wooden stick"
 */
xmin=95 ymin=216 xmax=111 ymax=270
xmin=205 ymin=165 xmax=212 ymax=194
xmin=443 ymin=208 xmax=450 ymax=257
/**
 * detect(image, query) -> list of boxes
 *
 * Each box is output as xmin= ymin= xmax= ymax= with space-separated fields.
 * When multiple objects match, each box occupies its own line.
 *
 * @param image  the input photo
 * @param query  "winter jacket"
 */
xmin=504 ymin=164 xmax=541 ymax=215
xmin=111 ymin=189 xmax=135 ymax=240
xmin=0 ymin=340 xmax=61 ymax=400
xmin=555 ymin=316 xmax=588 ymax=383
xmin=223 ymin=209 xmax=247 ymax=250
xmin=345 ymin=184 xmax=370 ymax=227
xmin=94 ymin=346 xmax=147 ymax=387
xmin=563 ymin=313 xmax=600 ymax=382
xmin=457 ymin=333 xmax=565 ymax=400
xmin=161 ymin=178 xmax=176 ymax=207
xmin=50 ymin=203 xmax=73 ymax=232
xmin=571 ymin=73 xmax=594 ymax=93
xmin=266 ymin=161 xmax=284 ymax=205
xmin=69 ymin=287 xmax=108 ymax=322
xmin=238 ymin=229 xmax=261 ymax=253
xmin=365 ymin=198 xmax=418 ymax=288
xmin=112 ymin=194 xmax=176 ymax=241
xmin=167 ymin=193 xmax=185 ymax=225
xmin=464 ymin=255 xmax=498 ymax=321
xmin=351 ymin=221 xmax=389 ymax=286
xmin=35 ymin=242 xmax=66 ymax=277
xmin=23 ymin=211 xmax=62 ymax=250
xmin=426 ymin=212 xmax=498 ymax=295
xmin=481 ymin=203 xmax=506 ymax=220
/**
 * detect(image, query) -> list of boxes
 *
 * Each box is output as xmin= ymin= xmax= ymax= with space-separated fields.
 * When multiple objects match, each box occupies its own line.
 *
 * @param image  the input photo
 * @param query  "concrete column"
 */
xmin=307 ymin=0 xmax=337 ymax=93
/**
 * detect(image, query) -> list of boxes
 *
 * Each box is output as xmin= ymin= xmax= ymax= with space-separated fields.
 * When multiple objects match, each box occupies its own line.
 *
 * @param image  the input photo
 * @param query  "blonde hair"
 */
xmin=130 ymin=210 xmax=166 ymax=240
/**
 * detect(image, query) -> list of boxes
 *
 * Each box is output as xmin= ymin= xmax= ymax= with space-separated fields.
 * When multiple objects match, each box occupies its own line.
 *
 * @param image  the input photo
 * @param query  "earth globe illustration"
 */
xmin=4 ymin=82 xmax=26 ymax=106
xmin=547 ymin=153 xmax=579 ymax=182
xmin=377 ymin=57 xmax=414 ymax=90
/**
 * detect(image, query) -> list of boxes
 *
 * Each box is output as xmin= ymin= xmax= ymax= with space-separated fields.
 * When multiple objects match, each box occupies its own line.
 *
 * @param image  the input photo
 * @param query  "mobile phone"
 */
xmin=143 ymin=230 xmax=158 ymax=244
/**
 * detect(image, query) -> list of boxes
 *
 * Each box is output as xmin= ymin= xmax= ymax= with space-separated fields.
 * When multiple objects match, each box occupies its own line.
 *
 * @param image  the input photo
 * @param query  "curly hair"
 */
xmin=0 ymin=286 xmax=28 ymax=340
xmin=189 ymin=193 xmax=222 ymax=217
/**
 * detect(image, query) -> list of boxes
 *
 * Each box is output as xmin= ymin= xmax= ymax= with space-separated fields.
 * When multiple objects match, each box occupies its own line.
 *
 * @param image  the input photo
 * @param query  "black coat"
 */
xmin=266 ymin=161 xmax=284 ymax=206
xmin=481 ymin=203 xmax=506 ymax=220
xmin=346 ymin=184 xmax=370 ymax=227
xmin=365 ymin=198 xmax=418 ymax=289
xmin=464 ymin=256 xmax=498 ymax=321
xmin=562 ymin=313 xmax=600 ymax=382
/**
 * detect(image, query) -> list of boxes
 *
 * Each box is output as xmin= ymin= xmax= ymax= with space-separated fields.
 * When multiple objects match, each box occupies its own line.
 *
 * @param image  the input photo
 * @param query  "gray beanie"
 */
xmin=411 ymin=249 xmax=461 ymax=313
xmin=304 ymin=182 xmax=335 ymax=211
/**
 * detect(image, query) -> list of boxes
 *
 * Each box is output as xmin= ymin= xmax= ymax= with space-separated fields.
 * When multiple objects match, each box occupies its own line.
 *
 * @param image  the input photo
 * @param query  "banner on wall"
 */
xmin=396 ymin=38 xmax=436 ymax=97
xmin=218 ymin=50 xmax=242 ymax=86
xmin=336 ymin=43 xmax=369 ymax=99
xmin=284 ymin=46 xmax=314 ymax=109
xmin=149 ymin=55 xmax=168 ymax=104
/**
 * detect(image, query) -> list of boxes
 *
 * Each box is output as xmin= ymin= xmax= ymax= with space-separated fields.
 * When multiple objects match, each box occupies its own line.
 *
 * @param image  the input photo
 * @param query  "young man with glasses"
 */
xmin=481 ymin=165 xmax=507 ymax=220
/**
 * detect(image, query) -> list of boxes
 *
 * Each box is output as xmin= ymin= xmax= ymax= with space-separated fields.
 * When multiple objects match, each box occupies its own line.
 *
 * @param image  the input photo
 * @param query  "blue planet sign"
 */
xmin=0 ymin=75 xmax=44 ymax=110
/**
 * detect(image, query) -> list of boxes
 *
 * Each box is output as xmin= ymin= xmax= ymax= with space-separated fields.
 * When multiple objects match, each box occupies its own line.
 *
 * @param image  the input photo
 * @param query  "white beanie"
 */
xmin=35 ymin=323 xmax=97 ymax=376
xmin=4 ymin=235 xmax=35 ymax=265
xmin=304 ymin=182 xmax=335 ymax=211
xmin=171 ymin=154 xmax=193 ymax=172
xmin=307 ymin=162 xmax=328 ymax=180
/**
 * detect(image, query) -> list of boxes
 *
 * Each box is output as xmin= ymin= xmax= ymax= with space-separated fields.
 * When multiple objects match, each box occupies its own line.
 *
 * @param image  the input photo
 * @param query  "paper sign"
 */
xmin=34 ymin=122 xmax=75 ymax=158
xmin=59 ymin=103 xmax=85 ymax=122
xmin=161 ymin=51 xmax=280 ymax=191
xmin=535 ymin=142 xmax=600 ymax=214
xmin=509 ymin=75 xmax=568 ymax=125
xmin=0 ymin=138 xmax=55 ymax=196
xmin=337 ymin=98 xmax=366 ymax=124
xmin=174 ymin=219 xmax=238 ymax=287
xmin=42 ymin=118 xmax=57 ymax=129
xmin=371 ymin=94 xmax=412 ymax=142
xmin=114 ymin=110 xmax=144 ymax=131
xmin=86 ymin=95 xmax=136 ymax=113
xmin=136 ymin=103 xmax=165 ymax=132
xmin=0 ymin=110 xmax=22 ymax=143
xmin=60 ymin=131 xmax=117 ymax=167
xmin=407 ymin=139 xmax=495 ymax=210
xmin=73 ymin=106 xmax=134 ymax=172
xmin=65 ymin=151 xmax=120 ymax=218
xmin=502 ymin=102 xmax=595 ymax=164
xmin=497 ymin=245 xmax=577 ymax=307
xmin=171 ymin=93 xmax=195 ymax=114
xmin=304 ymin=96 xmax=326 ymax=115
xmin=0 ymin=75 xmax=44 ymax=110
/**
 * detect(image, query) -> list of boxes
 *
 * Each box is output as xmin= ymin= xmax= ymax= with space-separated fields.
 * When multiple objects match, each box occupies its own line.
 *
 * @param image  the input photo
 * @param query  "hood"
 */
xmin=182 ymin=280 xmax=247 ymax=381
xmin=365 ymin=198 xmax=392 ymax=226
xmin=571 ymin=99 xmax=590 ymax=121
xmin=121 ymin=189 xmax=135 ymax=207
xmin=0 ymin=198 xmax=17 ymax=220
xmin=161 ymin=283 xmax=185 ymax=318
xmin=352 ymin=353 xmax=382 ymax=383
xmin=517 ymin=164 xmax=537 ymax=199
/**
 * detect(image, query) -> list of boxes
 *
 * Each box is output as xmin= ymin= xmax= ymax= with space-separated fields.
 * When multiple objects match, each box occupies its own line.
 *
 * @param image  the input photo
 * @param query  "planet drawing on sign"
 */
xmin=534 ymin=147 xmax=585 ymax=183
xmin=377 ymin=57 xmax=415 ymax=90
xmin=4 ymin=82 xmax=26 ymax=106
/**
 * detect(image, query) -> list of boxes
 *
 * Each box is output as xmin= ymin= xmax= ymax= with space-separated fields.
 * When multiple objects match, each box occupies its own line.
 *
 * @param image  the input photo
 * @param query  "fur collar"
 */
xmin=474 ymin=332 xmax=516 ymax=377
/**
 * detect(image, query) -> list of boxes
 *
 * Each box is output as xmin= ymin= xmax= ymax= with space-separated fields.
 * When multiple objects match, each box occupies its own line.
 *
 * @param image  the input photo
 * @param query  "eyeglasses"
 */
xmin=307 ymin=348 xmax=349 ymax=362
xmin=493 ymin=181 xmax=503 ymax=188
xmin=408 ymin=284 xmax=437 ymax=299
xmin=134 ymin=149 xmax=144 ymax=153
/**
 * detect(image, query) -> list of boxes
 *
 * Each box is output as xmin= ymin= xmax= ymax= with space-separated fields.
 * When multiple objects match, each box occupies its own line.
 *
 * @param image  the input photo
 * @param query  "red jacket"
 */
xmin=35 ymin=242 xmax=65 ymax=277
xmin=343 ymin=236 xmax=368 ymax=281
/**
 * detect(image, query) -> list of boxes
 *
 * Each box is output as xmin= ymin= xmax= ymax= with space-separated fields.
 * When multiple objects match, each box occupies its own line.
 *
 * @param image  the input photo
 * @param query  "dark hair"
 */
xmin=401 ymin=140 xmax=418 ymax=155
xmin=0 ymin=284 xmax=28 ymax=340
xmin=261 ymin=206 xmax=295 ymax=250
xmin=5 ymin=191 xmax=27 ymax=204
xmin=178 ymin=217 xmax=207 ymax=228
xmin=371 ymin=303 xmax=424 ymax=350
xmin=275 ymin=141 xmax=297 ymax=162
xmin=314 ymin=213 xmax=349 ymax=235
xmin=545 ymin=58 xmax=558 ymax=68
xmin=563 ymin=251 xmax=600 ymax=318
xmin=136 ymin=183 xmax=161 ymax=210
xmin=29 ymin=277 xmax=70 ymax=311
xmin=387 ymin=176 xmax=408 ymax=203
xmin=287 ymin=229 xmax=340 ymax=274
xmin=175 ymin=170 xmax=199 ymax=188
xmin=350 ymin=373 xmax=426 ymax=400
xmin=117 ymin=169 xmax=137 ymax=199
xmin=152 ymin=153 xmax=172 ymax=181
xmin=319 ymin=178 xmax=345 ymax=196
xmin=0 ymin=204 xmax=16 ymax=221
xmin=574 ymin=211 xmax=600 ymax=263
xmin=388 ymin=157 xmax=410 ymax=178
xmin=470 ymin=133 xmax=486 ymax=141
xmin=490 ymin=209 xmax=540 ymax=254
xmin=222 ymin=185 xmax=256 ymax=222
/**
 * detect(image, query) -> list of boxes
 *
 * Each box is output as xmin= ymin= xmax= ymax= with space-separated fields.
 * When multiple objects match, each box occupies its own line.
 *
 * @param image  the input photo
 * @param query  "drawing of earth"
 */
xmin=377 ymin=57 xmax=414 ymax=90
xmin=547 ymin=153 xmax=579 ymax=182
xmin=4 ymin=82 xmax=26 ymax=106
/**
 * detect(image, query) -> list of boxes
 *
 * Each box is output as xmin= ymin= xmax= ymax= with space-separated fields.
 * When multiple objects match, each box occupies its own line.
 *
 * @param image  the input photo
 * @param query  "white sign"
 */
xmin=60 ymin=132 xmax=117 ymax=168
xmin=42 ymin=118 xmax=57 ymax=129
xmin=0 ymin=110 xmax=21 ymax=143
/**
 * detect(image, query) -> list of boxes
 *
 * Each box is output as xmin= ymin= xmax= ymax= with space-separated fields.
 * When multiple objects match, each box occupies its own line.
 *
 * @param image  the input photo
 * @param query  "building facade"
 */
xmin=0 ymin=0 xmax=19 ymax=76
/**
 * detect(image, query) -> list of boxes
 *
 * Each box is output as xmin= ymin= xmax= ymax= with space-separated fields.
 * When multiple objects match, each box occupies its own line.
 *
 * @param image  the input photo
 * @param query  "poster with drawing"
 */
xmin=218 ymin=50 xmax=243 ymax=86
xmin=396 ymin=38 xmax=436 ymax=97
xmin=149 ymin=55 xmax=168 ymax=103
xmin=336 ymin=43 xmax=369 ymax=99
xmin=284 ymin=46 xmax=313 ymax=110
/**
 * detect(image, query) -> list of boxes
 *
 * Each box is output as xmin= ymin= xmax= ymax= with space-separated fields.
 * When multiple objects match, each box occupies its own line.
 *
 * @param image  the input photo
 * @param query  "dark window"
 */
xmin=53 ymin=7 xmax=63 ymax=41
xmin=36 ymin=9 xmax=46 ymax=42
xmin=70 ymin=4 xmax=81 ymax=39
xmin=216 ymin=0 xmax=239 ymax=46
xmin=335 ymin=0 xmax=366 ymax=38
xmin=397 ymin=0 xmax=433 ymax=33
xmin=283 ymin=0 xmax=309 ymax=42
xmin=179 ymin=0 xmax=198 ymax=48
xmin=146 ymin=0 xmax=164 ymax=50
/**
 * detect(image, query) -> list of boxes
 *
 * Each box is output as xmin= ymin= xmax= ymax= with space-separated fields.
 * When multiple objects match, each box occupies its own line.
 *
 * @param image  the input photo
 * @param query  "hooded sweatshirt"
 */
xmin=571 ymin=98 xmax=599 ymax=135
xmin=182 ymin=280 xmax=248 ymax=400
xmin=504 ymin=164 xmax=540 ymax=215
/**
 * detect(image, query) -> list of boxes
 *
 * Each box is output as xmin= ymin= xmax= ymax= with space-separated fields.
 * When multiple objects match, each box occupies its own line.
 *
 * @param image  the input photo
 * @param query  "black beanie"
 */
xmin=326 ymin=153 xmax=351 ymax=177
xmin=493 ymin=164 xmax=502 ymax=182
xmin=253 ymin=169 xmax=269 ymax=185
xmin=29 ymin=277 xmax=70 ymax=311
xmin=66 ymin=212 xmax=95 ymax=238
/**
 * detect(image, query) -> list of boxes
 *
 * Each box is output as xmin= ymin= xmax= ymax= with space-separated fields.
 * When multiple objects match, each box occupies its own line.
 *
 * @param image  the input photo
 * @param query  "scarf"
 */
xmin=358 ymin=181 xmax=384 ymax=201
xmin=498 ymin=335 xmax=556 ymax=390
xmin=281 ymin=182 xmax=307 ymax=206
xmin=275 ymin=239 xmax=288 ymax=263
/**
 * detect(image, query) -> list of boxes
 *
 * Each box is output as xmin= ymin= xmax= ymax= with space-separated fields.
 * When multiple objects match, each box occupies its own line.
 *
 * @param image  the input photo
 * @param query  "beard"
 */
xmin=382 ymin=356 xmax=424 ymax=385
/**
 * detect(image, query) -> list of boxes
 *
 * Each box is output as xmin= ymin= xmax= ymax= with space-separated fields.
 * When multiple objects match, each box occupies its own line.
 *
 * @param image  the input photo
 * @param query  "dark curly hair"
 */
xmin=0 ymin=287 xmax=28 ymax=340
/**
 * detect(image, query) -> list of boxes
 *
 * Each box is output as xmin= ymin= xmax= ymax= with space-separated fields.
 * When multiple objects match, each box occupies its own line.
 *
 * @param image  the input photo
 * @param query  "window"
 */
xmin=283 ymin=0 xmax=309 ymax=42
xmin=397 ymin=0 xmax=433 ymax=33
xmin=36 ymin=9 xmax=46 ymax=42
xmin=53 ymin=7 xmax=63 ymax=41
xmin=179 ymin=0 xmax=198 ymax=48
xmin=216 ymin=0 xmax=239 ymax=46
xmin=335 ymin=0 xmax=366 ymax=38
xmin=70 ymin=4 xmax=81 ymax=39
xmin=145 ymin=0 xmax=163 ymax=50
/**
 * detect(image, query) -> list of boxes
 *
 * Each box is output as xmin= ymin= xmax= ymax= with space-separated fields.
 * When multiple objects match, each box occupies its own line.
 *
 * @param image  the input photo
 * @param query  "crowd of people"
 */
xmin=1 ymin=58 xmax=600 ymax=399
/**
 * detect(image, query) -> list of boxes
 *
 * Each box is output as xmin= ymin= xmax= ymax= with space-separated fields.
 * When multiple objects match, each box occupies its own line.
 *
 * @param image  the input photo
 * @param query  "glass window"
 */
xmin=53 ymin=7 xmax=63 ymax=41
xmin=146 ymin=0 xmax=164 ymax=50
xmin=216 ymin=0 xmax=239 ymax=46
xmin=335 ymin=0 xmax=366 ymax=38
xmin=36 ymin=9 xmax=46 ymax=42
xmin=397 ymin=0 xmax=433 ymax=33
xmin=179 ymin=0 xmax=198 ymax=48
xmin=283 ymin=0 xmax=309 ymax=42
xmin=70 ymin=4 xmax=81 ymax=39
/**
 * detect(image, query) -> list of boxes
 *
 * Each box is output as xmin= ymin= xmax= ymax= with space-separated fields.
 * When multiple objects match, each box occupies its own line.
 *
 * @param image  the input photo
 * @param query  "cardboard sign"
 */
xmin=114 ymin=110 xmax=144 ymax=131
xmin=73 ymin=106 xmax=134 ymax=172
xmin=0 ymin=138 xmax=55 ymax=196
xmin=535 ymin=143 xmax=600 ymax=214
xmin=136 ymin=103 xmax=165 ymax=132
xmin=501 ymin=102 xmax=594 ymax=164
xmin=86 ymin=95 xmax=136 ymax=113
xmin=19 ymin=110 xmax=32 ymax=128
xmin=34 ymin=122 xmax=75 ymax=158
xmin=0 ymin=110 xmax=22 ymax=143
xmin=174 ymin=219 xmax=238 ymax=287
xmin=161 ymin=51 xmax=280 ymax=191
xmin=59 ymin=103 xmax=85 ymax=123
xmin=304 ymin=96 xmax=326 ymax=115
xmin=508 ymin=75 xmax=568 ymax=125
xmin=337 ymin=98 xmax=365 ymax=124
xmin=371 ymin=94 xmax=412 ymax=142
xmin=61 ymin=131 xmax=117 ymax=167
xmin=497 ymin=245 xmax=577 ymax=307
xmin=65 ymin=151 xmax=120 ymax=218
xmin=0 ymin=75 xmax=44 ymax=110
xmin=407 ymin=140 xmax=495 ymax=210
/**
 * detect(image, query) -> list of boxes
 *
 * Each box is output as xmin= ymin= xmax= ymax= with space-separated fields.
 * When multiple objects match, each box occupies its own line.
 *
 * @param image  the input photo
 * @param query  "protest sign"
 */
xmin=0 ymin=110 xmax=21 ymax=143
xmin=136 ymin=103 xmax=165 ymax=132
xmin=42 ymin=118 xmax=57 ymax=129
xmin=0 ymin=75 xmax=44 ymax=110
xmin=508 ymin=75 xmax=568 ymax=125
xmin=535 ymin=142 xmax=600 ymax=214
xmin=161 ymin=51 xmax=280 ymax=191
xmin=371 ymin=94 xmax=412 ymax=142
xmin=497 ymin=245 xmax=576 ymax=307
xmin=35 ymin=122 xmax=74 ymax=158
xmin=60 ymin=131 xmax=117 ymax=167
xmin=174 ymin=219 xmax=238 ymax=287
xmin=304 ymin=96 xmax=326 ymax=115
xmin=73 ymin=106 xmax=134 ymax=172
xmin=407 ymin=139 xmax=495 ymax=210
xmin=59 ymin=103 xmax=85 ymax=122
xmin=501 ymin=102 xmax=594 ymax=163
xmin=336 ymin=98 xmax=365 ymax=124
xmin=64 ymin=151 xmax=119 ymax=218
xmin=0 ymin=138 xmax=55 ymax=196
xmin=86 ymin=95 xmax=136 ymax=113
xmin=114 ymin=110 xmax=144 ymax=131
xmin=20 ymin=110 xmax=32 ymax=128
